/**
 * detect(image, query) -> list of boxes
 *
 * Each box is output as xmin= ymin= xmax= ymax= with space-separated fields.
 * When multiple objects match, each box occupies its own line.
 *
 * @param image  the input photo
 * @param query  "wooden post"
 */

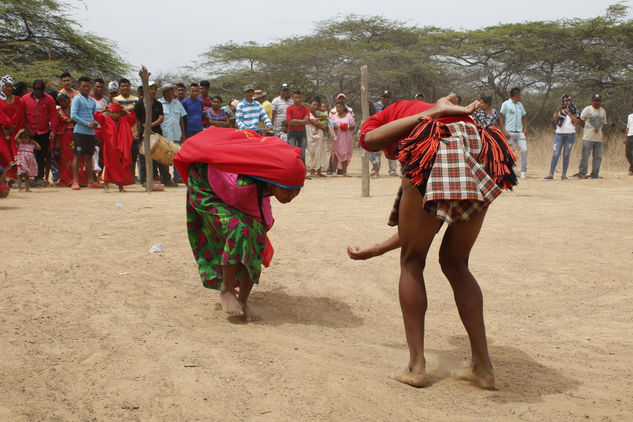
xmin=139 ymin=66 xmax=153 ymax=192
xmin=360 ymin=65 xmax=370 ymax=197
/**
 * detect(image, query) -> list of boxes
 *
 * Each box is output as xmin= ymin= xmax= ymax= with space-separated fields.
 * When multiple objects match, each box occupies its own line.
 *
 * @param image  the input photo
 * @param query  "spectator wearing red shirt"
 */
xmin=21 ymin=80 xmax=58 ymax=184
xmin=285 ymin=91 xmax=310 ymax=169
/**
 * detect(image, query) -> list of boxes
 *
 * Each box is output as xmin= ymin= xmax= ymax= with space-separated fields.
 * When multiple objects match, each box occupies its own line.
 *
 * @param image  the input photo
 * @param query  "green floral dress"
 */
xmin=186 ymin=163 xmax=268 ymax=290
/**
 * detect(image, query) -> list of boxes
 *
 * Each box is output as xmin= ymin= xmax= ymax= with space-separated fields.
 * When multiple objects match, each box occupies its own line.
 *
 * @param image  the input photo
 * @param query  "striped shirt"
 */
xmin=235 ymin=99 xmax=272 ymax=130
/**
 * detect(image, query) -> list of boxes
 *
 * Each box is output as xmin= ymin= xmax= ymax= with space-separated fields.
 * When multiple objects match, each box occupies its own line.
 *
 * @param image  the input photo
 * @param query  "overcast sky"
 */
xmin=68 ymin=0 xmax=621 ymax=78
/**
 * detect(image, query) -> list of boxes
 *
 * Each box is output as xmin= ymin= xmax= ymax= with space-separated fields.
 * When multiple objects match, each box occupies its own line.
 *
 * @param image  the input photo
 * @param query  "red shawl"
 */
xmin=94 ymin=111 xmax=136 ymax=185
xmin=174 ymin=127 xmax=305 ymax=188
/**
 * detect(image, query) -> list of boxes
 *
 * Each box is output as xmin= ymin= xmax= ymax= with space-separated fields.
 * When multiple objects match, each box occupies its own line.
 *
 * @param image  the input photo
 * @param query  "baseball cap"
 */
xmin=108 ymin=81 xmax=119 ymax=93
xmin=382 ymin=90 xmax=391 ymax=97
xmin=32 ymin=79 xmax=45 ymax=91
xmin=592 ymin=93 xmax=602 ymax=101
xmin=415 ymin=92 xmax=425 ymax=99
xmin=280 ymin=83 xmax=290 ymax=90
xmin=336 ymin=92 xmax=346 ymax=99
xmin=243 ymin=85 xmax=255 ymax=92
xmin=148 ymin=80 xmax=159 ymax=87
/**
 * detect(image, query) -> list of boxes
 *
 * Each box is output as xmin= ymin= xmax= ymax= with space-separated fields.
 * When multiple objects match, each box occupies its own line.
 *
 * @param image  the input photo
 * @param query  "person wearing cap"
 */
xmin=69 ymin=76 xmax=99 ymax=189
xmin=373 ymin=90 xmax=398 ymax=176
xmin=159 ymin=82 xmax=187 ymax=183
xmin=107 ymin=81 xmax=119 ymax=104
xmin=0 ymin=75 xmax=24 ymax=184
xmin=235 ymin=86 xmax=272 ymax=132
xmin=135 ymin=81 xmax=174 ymax=187
xmin=254 ymin=89 xmax=272 ymax=135
xmin=415 ymin=93 xmax=425 ymax=101
xmin=498 ymin=87 xmax=528 ymax=179
xmin=182 ymin=83 xmax=204 ymax=138
xmin=574 ymin=93 xmax=607 ymax=179
xmin=329 ymin=93 xmax=354 ymax=118
xmin=271 ymin=83 xmax=293 ymax=136
xmin=59 ymin=72 xmax=79 ymax=101
xmin=22 ymin=79 xmax=58 ymax=185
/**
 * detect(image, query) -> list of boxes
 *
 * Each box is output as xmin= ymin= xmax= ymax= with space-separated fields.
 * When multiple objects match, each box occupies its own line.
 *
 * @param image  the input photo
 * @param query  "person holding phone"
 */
xmin=545 ymin=94 xmax=581 ymax=180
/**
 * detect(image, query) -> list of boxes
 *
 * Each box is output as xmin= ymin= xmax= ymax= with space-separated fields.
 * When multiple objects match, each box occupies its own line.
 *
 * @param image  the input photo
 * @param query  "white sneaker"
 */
xmin=520 ymin=171 xmax=526 ymax=179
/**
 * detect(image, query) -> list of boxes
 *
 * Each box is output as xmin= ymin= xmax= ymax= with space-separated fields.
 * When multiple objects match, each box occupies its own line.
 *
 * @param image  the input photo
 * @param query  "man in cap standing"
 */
xmin=271 ymin=83 xmax=293 ymax=136
xmin=159 ymin=82 xmax=187 ymax=184
xmin=575 ymin=93 xmax=608 ymax=179
xmin=21 ymin=80 xmax=58 ymax=185
xmin=235 ymin=85 xmax=272 ymax=132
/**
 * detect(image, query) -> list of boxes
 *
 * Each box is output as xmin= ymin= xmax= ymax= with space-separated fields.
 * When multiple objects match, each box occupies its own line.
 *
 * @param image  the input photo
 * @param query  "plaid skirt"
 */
xmin=390 ymin=120 xmax=512 ymax=225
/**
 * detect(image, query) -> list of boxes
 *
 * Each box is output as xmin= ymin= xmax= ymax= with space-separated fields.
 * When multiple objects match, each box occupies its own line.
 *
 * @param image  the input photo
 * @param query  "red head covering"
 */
xmin=107 ymin=103 xmax=122 ymax=112
xmin=174 ymin=127 xmax=306 ymax=188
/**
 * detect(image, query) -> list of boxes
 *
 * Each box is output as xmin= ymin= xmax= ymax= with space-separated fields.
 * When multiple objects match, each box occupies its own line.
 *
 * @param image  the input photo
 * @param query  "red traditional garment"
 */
xmin=55 ymin=107 xmax=76 ymax=186
xmin=359 ymin=100 xmax=475 ymax=155
xmin=174 ymin=127 xmax=305 ymax=188
xmin=0 ymin=95 xmax=25 ymax=180
xmin=93 ymin=111 xmax=136 ymax=186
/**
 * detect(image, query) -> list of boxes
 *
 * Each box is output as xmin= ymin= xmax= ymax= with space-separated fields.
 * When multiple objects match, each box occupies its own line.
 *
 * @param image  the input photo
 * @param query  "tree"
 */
xmin=0 ymin=0 xmax=130 ymax=82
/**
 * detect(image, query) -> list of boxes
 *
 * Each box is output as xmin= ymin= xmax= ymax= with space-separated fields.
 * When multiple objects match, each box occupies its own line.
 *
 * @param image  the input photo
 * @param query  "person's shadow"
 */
xmin=217 ymin=287 xmax=364 ymax=328
xmin=425 ymin=335 xmax=580 ymax=403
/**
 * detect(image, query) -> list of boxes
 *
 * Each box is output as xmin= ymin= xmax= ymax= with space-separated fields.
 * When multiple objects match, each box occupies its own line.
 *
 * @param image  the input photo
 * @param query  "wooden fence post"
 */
xmin=360 ymin=65 xmax=370 ymax=197
xmin=139 ymin=66 xmax=153 ymax=192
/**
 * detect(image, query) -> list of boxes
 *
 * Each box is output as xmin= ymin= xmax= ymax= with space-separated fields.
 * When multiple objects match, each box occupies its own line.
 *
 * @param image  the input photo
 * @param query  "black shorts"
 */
xmin=73 ymin=133 xmax=96 ymax=156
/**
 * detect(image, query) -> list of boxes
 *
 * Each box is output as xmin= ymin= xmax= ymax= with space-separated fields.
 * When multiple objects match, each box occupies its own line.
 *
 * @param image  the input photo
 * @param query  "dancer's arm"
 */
xmin=347 ymin=232 xmax=401 ymax=260
xmin=363 ymin=94 xmax=480 ymax=151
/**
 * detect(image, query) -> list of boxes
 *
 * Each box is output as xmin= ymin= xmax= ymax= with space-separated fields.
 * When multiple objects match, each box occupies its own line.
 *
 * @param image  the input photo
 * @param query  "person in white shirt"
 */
xmin=544 ymin=95 xmax=581 ymax=180
xmin=271 ymin=83 xmax=293 ymax=136
xmin=625 ymin=104 xmax=633 ymax=176
xmin=574 ymin=93 xmax=607 ymax=179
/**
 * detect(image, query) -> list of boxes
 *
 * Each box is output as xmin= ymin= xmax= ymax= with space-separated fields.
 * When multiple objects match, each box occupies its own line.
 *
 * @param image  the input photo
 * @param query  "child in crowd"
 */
xmin=15 ymin=129 xmax=40 ymax=192
xmin=174 ymin=127 xmax=304 ymax=322
xmin=279 ymin=120 xmax=288 ymax=142
xmin=93 ymin=103 xmax=136 ymax=192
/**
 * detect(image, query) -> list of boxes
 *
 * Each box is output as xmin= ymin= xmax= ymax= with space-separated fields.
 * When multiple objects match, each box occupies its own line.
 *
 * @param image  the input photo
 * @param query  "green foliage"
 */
xmin=199 ymin=5 xmax=633 ymax=128
xmin=0 ymin=0 xmax=130 ymax=84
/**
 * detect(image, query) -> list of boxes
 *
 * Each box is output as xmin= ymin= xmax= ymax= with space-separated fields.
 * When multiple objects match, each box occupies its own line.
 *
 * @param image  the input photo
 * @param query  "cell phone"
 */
xmin=561 ymin=104 xmax=567 ymax=109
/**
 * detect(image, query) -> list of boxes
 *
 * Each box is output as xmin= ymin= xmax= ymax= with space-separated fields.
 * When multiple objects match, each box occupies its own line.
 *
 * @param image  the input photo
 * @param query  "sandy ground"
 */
xmin=1 ymin=153 xmax=633 ymax=422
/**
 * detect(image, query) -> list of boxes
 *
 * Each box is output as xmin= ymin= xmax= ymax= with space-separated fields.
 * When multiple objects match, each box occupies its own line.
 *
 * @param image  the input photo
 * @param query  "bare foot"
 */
xmin=456 ymin=365 xmax=496 ymax=390
xmin=25 ymin=187 xmax=31 ymax=192
xmin=243 ymin=305 xmax=261 ymax=322
xmin=391 ymin=367 xmax=427 ymax=388
xmin=118 ymin=186 xmax=125 ymax=192
xmin=220 ymin=290 xmax=244 ymax=316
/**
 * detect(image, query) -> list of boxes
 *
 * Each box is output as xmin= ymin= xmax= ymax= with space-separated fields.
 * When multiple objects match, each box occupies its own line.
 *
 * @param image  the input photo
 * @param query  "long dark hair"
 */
xmin=254 ymin=179 xmax=268 ymax=225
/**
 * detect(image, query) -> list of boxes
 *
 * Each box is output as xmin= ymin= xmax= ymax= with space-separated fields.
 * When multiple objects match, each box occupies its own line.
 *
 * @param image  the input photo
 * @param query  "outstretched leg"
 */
xmin=393 ymin=179 xmax=442 ymax=387
xmin=438 ymin=208 xmax=495 ymax=389
xmin=220 ymin=264 xmax=244 ymax=316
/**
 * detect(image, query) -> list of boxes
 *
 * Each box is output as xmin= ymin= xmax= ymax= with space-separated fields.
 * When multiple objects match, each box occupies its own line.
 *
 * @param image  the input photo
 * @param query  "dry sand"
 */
xmin=1 ymin=153 xmax=633 ymax=421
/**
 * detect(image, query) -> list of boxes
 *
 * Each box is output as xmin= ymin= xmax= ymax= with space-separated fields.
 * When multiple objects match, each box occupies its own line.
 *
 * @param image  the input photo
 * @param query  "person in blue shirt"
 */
xmin=499 ymin=87 xmax=528 ymax=179
xmin=181 ymin=83 xmax=204 ymax=138
xmin=69 ymin=75 xmax=99 ymax=189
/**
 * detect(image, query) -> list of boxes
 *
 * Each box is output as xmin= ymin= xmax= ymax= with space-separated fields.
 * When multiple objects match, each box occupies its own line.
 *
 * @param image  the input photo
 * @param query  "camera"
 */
xmin=561 ymin=104 xmax=567 ymax=109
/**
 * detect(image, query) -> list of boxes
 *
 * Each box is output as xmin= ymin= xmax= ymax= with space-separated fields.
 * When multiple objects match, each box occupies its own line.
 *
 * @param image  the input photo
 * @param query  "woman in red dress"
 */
xmin=0 ymin=75 xmax=25 ymax=183
xmin=55 ymin=92 xmax=75 ymax=186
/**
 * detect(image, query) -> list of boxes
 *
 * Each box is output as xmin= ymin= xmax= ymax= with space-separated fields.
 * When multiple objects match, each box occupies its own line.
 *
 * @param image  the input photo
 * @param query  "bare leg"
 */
xmin=220 ymin=264 xmax=244 ymax=316
xmin=236 ymin=269 xmax=260 ymax=322
xmin=24 ymin=175 xmax=31 ymax=192
xmin=84 ymin=155 xmax=94 ymax=185
xmin=439 ymin=209 xmax=495 ymax=390
xmin=103 ymin=182 xmax=110 ymax=193
xmin=332 ymin=155 xmax=339 ymax=174
xmin=119 ymin=185 xmax=125 ymax=192
xmin=72 ymin=155 xmax=80 ymax=184
xmin=393 ymin=178 xmax=442 ymax=387
xmin=342 ymin=160 xmax=349 ymax=174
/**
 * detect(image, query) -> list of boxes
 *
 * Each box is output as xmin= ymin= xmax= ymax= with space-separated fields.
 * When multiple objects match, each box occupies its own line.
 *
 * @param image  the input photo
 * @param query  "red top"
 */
xmin=174 ymin=127 xmax=306 ymax=189
xmin=21 ymin=92 xmax=59 ymax=135
xmin=285 ymin=104 xmax=310 ymax=131
xmin=359 ymin=100 xmax=474 ymax=152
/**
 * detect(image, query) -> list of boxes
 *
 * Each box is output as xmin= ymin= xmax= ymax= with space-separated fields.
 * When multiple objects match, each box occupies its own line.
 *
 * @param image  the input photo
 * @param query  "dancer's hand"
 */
xmin=422 ymin=94 xmax=480 ymax=120
xmin=347 ymin=245 xmax=379 ymax=260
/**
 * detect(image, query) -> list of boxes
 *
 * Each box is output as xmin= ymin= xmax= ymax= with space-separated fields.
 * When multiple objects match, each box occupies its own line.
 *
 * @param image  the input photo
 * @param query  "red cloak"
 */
xmin=174 ymin=127 xmax=305 ymax=188
xmin=94 ymin=111 xmax=136 ymax=186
